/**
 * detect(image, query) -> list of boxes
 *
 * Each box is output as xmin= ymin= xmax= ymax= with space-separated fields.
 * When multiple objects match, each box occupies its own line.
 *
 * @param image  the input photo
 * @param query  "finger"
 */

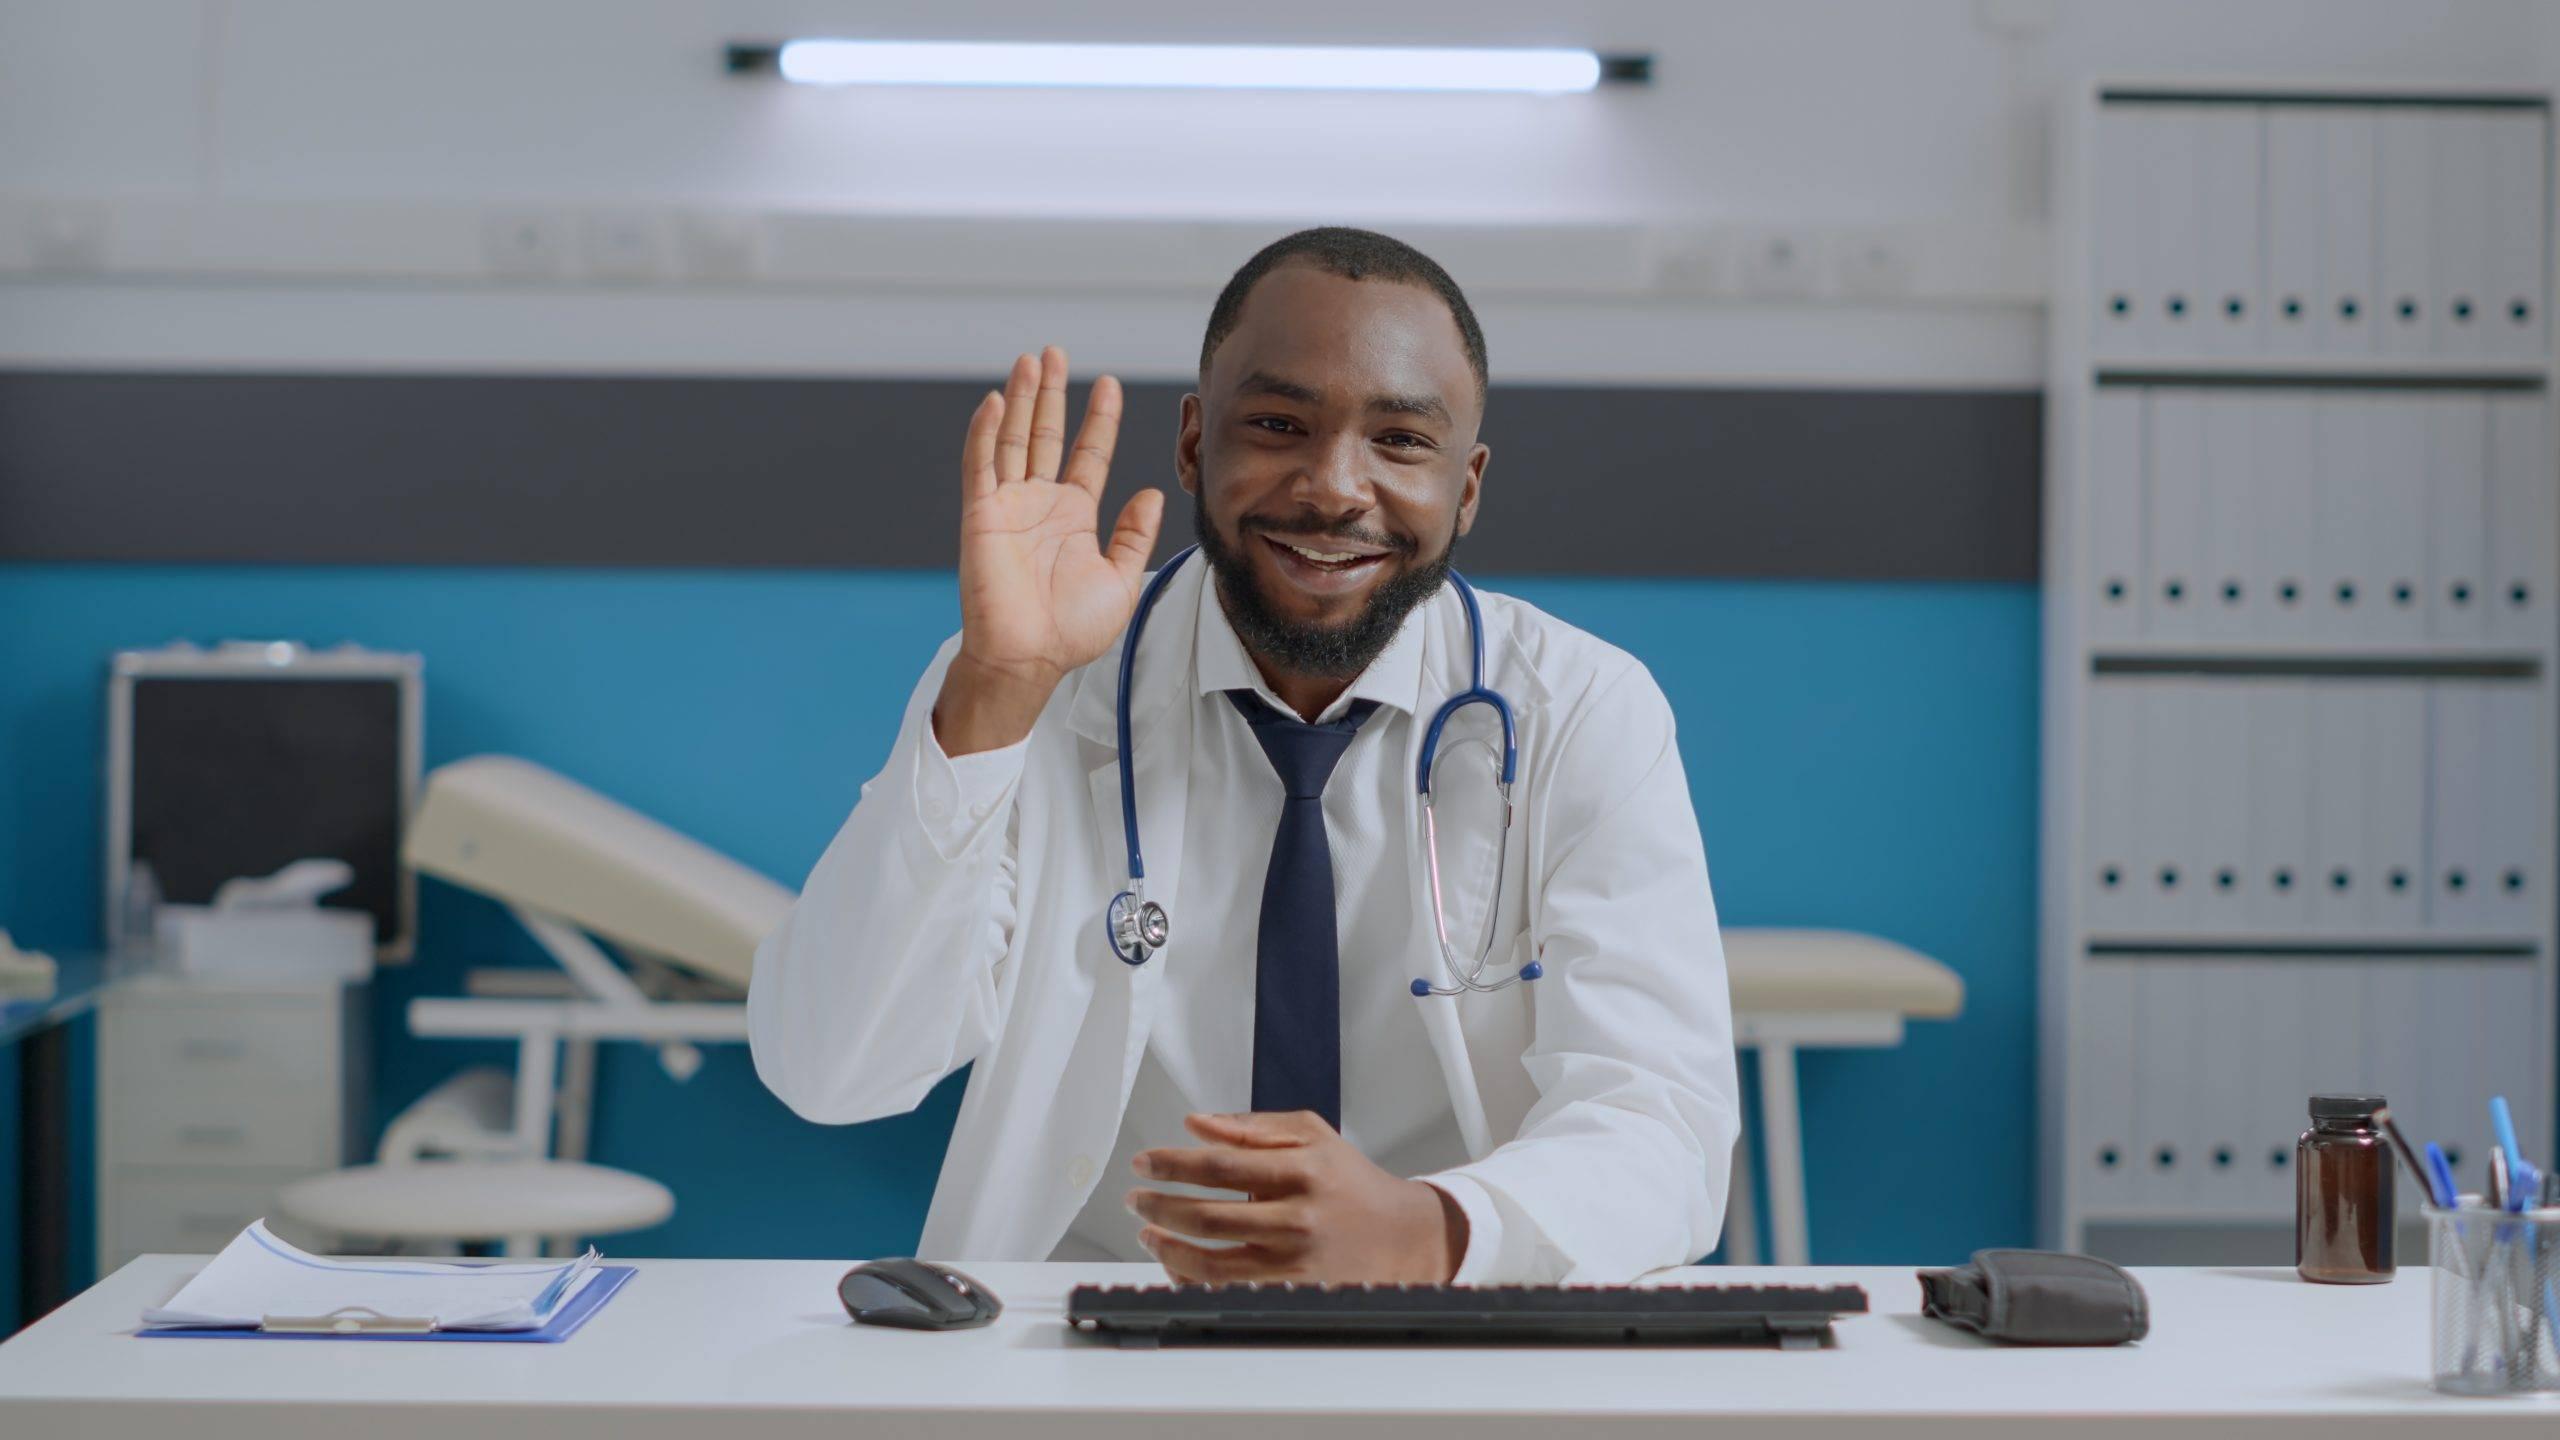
xmin=1127 ymin=1189 xmax=1313 ymax=1247
xmin=1104 ymin=488 xmax=1165 ymax=585
xmin=1027 ymin=344 xmax=1070 ymax=482
xmin=1061 ymin=373 xmax=1123 ymax=497
xmin=993 ymin=352 xmax=1038 ymax=485
xmin=1140 ymin=1228 xmax=1293 ymax=1285
xmin=1133 ymin=1142 xmax=1309 ymax=1195
xmin=1183 ymin=1110 xmax=1328 ymax=1147
xmin=960 ymin=391 xmax=1003 ymax=502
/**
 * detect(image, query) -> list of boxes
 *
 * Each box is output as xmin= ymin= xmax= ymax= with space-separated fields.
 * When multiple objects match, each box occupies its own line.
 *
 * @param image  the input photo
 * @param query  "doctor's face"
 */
xmin=1179 ymin=264 xmax=1490 ymax=679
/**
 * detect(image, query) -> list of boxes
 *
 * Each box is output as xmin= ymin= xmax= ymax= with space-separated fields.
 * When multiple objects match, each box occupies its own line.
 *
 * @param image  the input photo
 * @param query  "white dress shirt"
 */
xmin=1024 ymin=571 xmax=1497 ymax=1269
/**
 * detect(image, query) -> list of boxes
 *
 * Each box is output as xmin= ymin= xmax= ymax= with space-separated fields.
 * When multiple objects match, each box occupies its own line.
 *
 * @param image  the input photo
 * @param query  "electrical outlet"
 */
xmin=676 ymin=210 xmax=763 ymax=282
xmin=1830 ymin=230 xmax=1916 ymax=299
xmin=580 ymin=210 xmax=666 ymax=282
xmin=27 ymin=202 xmax=109 ymax=271
xmin=1650 ymin=229 xmax=1726 ymax=295
xmin=1736 ymin=229 xmax=1819 ymax=299
xmin=481 ymin=210 xmax=566 ymax=279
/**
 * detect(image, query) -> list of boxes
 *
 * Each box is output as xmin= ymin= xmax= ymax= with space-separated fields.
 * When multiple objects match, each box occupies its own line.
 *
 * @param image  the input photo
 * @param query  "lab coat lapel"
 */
xmin=1066 ymin=559 xmax=1203 ymax=1102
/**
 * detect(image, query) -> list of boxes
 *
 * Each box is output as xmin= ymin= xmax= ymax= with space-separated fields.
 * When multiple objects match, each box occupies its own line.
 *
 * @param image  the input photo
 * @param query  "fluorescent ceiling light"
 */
xmin=728 ymin=41 xmax=1648 ymax=95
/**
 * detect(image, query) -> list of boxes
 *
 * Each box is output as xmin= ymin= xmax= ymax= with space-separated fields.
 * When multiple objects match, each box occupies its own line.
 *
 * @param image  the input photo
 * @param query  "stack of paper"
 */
xmin=143 ymin=1221 xmax=604 ymax=1332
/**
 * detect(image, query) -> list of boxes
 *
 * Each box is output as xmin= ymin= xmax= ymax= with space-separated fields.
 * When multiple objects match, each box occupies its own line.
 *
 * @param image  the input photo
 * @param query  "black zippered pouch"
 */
xmin=1917 ymin=1249 xmax=2150 ymax=1345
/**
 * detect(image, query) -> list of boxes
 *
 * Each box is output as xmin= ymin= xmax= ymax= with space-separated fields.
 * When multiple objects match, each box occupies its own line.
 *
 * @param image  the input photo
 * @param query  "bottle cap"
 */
xmin=2308 ymin=1093 xmax=2387 ymax=1121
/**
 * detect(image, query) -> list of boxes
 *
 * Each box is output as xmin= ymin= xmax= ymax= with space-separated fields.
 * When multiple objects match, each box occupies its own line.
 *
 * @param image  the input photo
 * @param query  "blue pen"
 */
xmin=2491 ymin=1096 xmax=2526 ymax=1179
xmin=2425 ymin=1141 xmax=2461 ymax=1209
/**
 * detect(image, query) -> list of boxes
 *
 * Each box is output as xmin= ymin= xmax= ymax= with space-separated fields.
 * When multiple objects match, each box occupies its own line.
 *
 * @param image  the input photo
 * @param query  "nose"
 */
xmin=1289 ymin=431 xmax=1375 ymax=515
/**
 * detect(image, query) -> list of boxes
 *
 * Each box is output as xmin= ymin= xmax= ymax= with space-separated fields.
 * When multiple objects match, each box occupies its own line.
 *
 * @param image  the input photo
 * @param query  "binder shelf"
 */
xmin=2042 ymin=79 xmax=2559 ymax=1258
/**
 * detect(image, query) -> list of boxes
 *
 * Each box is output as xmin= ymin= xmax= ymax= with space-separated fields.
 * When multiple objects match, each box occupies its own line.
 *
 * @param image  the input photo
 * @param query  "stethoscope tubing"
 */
xmin=1104 ymin=544 xmax=1537 ymax=995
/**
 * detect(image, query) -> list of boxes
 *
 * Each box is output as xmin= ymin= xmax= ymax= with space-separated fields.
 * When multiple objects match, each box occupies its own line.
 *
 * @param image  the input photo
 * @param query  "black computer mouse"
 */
xmin=837 ymin=1257 xmax=1004 ymax=1330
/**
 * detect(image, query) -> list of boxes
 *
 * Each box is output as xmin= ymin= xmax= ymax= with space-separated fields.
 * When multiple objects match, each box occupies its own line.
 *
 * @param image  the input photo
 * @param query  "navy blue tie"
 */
xmin=1225 ymin=690 xmax=1380 ymax=1132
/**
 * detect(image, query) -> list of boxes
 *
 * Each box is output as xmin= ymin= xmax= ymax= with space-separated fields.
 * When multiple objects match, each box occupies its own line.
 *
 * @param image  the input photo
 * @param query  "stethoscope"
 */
xmin=1103 ymin=545 xmax=1543 ymax=998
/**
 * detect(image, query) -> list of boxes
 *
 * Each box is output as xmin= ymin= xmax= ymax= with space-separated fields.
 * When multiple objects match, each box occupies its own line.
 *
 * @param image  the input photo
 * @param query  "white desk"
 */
xmin=1 ymin=1258 xmax=2545 ymax=1437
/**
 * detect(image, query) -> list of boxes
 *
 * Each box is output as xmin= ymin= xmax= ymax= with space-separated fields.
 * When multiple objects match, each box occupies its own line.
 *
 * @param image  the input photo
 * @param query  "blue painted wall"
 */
xmin=0 ymin=564 xmax=2037 ymax=1315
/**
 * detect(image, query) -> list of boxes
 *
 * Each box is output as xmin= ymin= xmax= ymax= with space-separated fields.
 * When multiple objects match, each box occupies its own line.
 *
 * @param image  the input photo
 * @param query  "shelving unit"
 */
xmin=2041 ymin=79 xmax=2558 ymax=1259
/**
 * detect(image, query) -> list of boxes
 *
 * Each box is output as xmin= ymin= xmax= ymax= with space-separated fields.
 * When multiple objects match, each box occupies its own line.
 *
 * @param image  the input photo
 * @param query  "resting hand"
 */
xmin=1126 ymin=1111 xmax=1468 ymax=1284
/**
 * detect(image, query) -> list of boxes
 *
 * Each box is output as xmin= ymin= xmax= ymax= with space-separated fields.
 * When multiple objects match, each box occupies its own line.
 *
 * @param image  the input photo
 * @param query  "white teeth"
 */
xmin=1281 ymin=541 xmax=1366 ymax=564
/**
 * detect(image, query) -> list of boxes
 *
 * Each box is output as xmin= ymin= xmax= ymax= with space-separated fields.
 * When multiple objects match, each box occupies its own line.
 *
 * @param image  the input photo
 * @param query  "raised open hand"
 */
xmin=956 ymin=346 xmax=1165 ymax=688
xmin=934 ymin=347 xmax=1165 ymax=757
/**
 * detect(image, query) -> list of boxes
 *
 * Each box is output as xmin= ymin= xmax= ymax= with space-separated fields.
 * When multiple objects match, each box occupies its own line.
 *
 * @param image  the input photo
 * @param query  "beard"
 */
xmin=1193 ymin=500 xmax=1458 ymax=681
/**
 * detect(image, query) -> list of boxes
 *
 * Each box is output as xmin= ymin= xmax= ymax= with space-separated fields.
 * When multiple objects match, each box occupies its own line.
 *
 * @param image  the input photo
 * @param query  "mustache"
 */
xmin=1235 ymin=513 xmax=1416 ymax=555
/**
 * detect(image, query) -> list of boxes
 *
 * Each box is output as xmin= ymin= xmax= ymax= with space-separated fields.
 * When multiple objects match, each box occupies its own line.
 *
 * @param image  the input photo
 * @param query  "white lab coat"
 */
xmin=749 ymin=560 xmax=1739 ymax=1280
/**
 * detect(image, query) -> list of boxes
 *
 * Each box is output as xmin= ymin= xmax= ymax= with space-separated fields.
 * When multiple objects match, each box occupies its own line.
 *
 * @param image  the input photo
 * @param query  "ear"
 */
xmin=1454 ymin=441 xmax=1489 ymax=537
xmin=1176 ymin=393 xmax=1205 ymax=497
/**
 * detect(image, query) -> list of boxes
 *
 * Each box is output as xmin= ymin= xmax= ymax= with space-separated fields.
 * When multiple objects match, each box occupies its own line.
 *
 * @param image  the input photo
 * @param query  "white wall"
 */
xmin=3 ymin=0 xmax=2555 ymax=385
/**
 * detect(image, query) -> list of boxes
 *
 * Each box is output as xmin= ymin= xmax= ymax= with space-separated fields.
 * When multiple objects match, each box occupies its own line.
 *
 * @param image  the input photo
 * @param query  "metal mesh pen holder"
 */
xmin=2429 ymin=1202 xmax=2560 ymax=1395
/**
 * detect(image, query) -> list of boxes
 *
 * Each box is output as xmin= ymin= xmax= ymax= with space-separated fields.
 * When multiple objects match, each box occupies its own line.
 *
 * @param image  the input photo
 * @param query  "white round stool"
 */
xmin=277 ymin=1160 xmax=674 ymax=1258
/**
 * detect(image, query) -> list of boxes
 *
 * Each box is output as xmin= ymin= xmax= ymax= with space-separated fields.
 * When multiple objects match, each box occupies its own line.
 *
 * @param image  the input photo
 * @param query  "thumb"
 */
xmin=1105 ymin=487 xmax=1166 ymax=584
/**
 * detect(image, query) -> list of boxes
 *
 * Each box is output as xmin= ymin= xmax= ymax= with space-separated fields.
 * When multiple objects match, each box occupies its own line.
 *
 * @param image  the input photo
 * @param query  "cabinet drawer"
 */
xmin=103 ymin=1080 xmax=337 ymax=1169
xmin=102 ymin=995 xmax=342 ymax=1169
xmin=100 ymin=1170 xmax=322 ymax=1273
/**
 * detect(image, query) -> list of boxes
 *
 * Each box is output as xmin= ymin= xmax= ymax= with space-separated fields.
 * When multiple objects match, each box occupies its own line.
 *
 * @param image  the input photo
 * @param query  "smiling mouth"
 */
xmin=1259 ymin=534 xmax=1392 ymax=575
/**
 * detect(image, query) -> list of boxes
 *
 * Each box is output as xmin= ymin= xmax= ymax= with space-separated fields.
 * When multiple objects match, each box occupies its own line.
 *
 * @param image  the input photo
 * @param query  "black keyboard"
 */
xmin=1066 ymin=1281 xmax=1867 ymax=1349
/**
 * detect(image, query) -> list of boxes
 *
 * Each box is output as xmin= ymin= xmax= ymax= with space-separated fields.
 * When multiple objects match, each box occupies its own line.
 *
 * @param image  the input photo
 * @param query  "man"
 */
xmin=750 ymin=227 xmax=1737 ymax=1283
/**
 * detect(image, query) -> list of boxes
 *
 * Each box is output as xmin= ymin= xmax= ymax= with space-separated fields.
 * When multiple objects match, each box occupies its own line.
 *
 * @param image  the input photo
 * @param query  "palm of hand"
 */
xmin=951 ymin=347 xmax=1164 ymax=685
xmin=961 ymin=480 xmax=1140 ymax=677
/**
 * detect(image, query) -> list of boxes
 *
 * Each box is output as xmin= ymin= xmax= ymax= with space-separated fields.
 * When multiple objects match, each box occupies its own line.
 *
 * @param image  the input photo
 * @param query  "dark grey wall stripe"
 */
xmin=0 ymin=371 xmax=2039 ymax=580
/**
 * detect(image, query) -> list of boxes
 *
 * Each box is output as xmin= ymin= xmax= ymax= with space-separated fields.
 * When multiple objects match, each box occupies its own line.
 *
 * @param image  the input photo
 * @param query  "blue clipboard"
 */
xmin=136 ymin=1265 xmax=635 ymax=1343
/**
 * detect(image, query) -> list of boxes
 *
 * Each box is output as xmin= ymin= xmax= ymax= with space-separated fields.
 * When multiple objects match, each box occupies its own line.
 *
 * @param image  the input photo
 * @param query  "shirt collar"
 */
xmin=1193 ymin=562 xmax=1426 ymax=724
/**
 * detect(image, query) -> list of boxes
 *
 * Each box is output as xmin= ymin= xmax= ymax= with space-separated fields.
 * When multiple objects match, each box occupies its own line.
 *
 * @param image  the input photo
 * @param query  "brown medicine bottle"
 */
xmin=2296 ymin=1094 xmax=2396 ymax=1283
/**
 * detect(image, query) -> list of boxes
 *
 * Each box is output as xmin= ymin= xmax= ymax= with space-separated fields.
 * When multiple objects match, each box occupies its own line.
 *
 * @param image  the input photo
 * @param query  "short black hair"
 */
xmin=1199 ymin=226 xmax=1489 ymax=400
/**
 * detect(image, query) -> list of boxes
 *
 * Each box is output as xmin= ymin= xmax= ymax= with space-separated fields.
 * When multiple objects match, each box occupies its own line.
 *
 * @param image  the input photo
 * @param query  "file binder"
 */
xmin=2244 ymin=679 xmax=2315 ymax=936
xmin=2084 ymin=681 xmax=2141 ymax=935
xmin=2189 ymin=682 xmax=2250 ymax=933
xmin=2085 ymin=389 xmax=2144 ymax=643
xmin=2375 ymin=109 xmax=2435 ymax=357
xmin=2362 ymin=960 xmax=2435 ymax=1208
xmin=2135 ymin=108 xmax=2205 ymax=352
xmin=2430 ymin=110 xmax=2493 ymax=356
xmin=2316 ymin=106 xmax=2380 ymax=354
xmin=2251 ymin=396 xmax=2319 ymax=647
xmin=2426 ymin=396 xmax=2491 ymax=643
xmin=2427 ymin=680 xmax=2491 ymax=935
xmin=2199 ymin=393 xmax=2256 ymax=643
xmin=2364 ymin=393 xmax=2430 ymax=647
xmin=2263 ymin=108 xmax=2325 ymax=357
xmin=2077 ymin=959 xmax=2139 ymax=1213
xmin=2306 ymin=680 xmax=2368 ymax=936
xmin=2132 ymin=958 xmax=2194 ymax=1210
xmin=2482 ymin=109 xmax=2548 ymax=359
xmin=2480 ymin=682 xmax=2543 ymax=937
xmin=2195 ymin=105 xmax=2264 ymax=355
xmin=2136 ymin=680 xmax=2200 ymax=932
xmin=2486 ymin=394 xmax=2552 ymax=648
xmin=2363 ymin=682 xmax=2427 ymax=934
xmin=2309 ymin=396 xmax=2375 ymax=645
xmin=2187 ymin=957 xmax=2256 ymax=1212
xmin=2144 ymin=391 xmax=2207 ymax=642
xmin=2092 ymin=105 xmax=2147 ymax=349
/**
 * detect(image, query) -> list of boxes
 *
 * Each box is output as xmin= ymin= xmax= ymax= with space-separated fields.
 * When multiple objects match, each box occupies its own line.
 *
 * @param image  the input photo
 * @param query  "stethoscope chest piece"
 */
xmin=1106 ymin=889 xmax=1168 ymax=966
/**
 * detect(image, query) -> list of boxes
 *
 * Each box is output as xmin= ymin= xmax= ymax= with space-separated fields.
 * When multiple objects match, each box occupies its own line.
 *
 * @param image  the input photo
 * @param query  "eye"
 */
xmin=1247 ymin=415 xmax=1300 ymax=435
xmin=1378 ymin=432 xmax=1433 ymax=450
